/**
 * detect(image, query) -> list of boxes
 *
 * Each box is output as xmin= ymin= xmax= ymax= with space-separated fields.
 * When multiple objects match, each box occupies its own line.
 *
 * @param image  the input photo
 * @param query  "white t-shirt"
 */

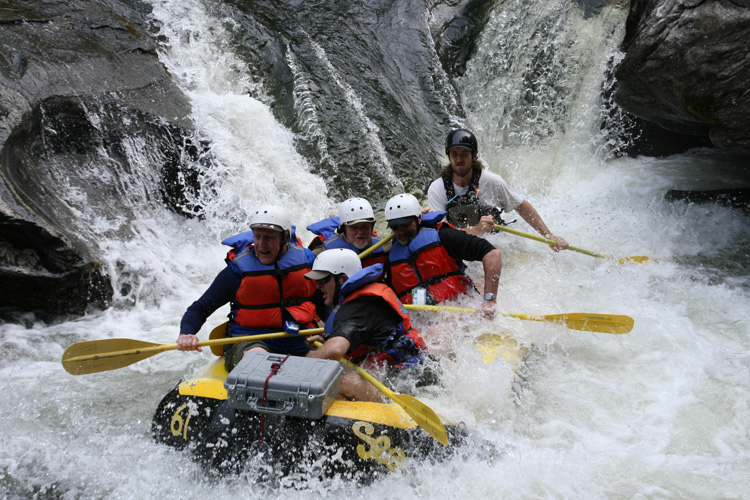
xmin=427 ymin=169 xmax=524 ymax=214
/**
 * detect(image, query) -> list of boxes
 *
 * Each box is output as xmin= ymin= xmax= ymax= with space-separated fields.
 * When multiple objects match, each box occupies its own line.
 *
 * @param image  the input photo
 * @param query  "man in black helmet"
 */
xmin=427 ymin=129 xmax=568 ymax=251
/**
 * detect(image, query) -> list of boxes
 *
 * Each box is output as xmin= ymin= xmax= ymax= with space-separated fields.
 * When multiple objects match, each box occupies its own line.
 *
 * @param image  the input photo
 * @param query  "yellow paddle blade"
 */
xmin=618 ymin=255 xmax=650 ymax=264
xmin=515 ymin=312 xmax=634 ymax=334
xmin=389 ymin=393 xmax=449 ymax=446
xmin=209 ymin=321 xmax=229 ymax=356
xmin=62 ymin=338 xmax=171 ymax=375
xmin=473 ymin=333 xmax=529 ymax=365
xmin=326 ymin=345 xmax=448 ymax=446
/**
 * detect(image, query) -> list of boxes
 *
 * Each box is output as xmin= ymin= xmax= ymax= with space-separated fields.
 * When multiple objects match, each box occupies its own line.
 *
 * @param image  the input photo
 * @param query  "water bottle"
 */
xmin=412 ymin=287 xmax=427 ymax=305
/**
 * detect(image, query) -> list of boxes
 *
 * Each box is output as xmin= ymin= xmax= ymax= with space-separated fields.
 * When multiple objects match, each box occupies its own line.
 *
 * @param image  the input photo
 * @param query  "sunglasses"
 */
xmin=390 ymin=221 xmax=414 ymax=230
xmin=317 ymin=274 xmax=334 ymax=285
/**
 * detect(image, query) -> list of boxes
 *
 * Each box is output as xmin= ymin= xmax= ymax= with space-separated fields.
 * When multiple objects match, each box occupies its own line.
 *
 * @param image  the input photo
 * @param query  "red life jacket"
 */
xmin=388 ymin=227 xmax=473 ymax=304
xmin=228 ymin=243 xmax=318 ymax=331
xmin=339 ymin=281 xmax=425 ymax=368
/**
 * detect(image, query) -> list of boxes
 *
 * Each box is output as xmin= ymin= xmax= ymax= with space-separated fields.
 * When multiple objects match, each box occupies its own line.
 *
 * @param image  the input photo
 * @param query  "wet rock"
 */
xmin=664 ymin=188 xmax=750 ymax=212
xmin=615 ymin=0 xmax=750 ymax=155
xmin=431 ymin=0 xmax=496 ymax=78
xmin=0 ymin=0 xmax=200 ymax=321
xmin=213 ymin=0 xmax=480 ymax=200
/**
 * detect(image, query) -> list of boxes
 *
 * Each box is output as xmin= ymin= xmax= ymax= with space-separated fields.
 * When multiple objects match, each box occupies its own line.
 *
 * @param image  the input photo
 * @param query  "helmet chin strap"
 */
xmin=332 ymin=277 xmax=342 ymax=304
xmin=276 ymin=238 xmax=290 ymax=260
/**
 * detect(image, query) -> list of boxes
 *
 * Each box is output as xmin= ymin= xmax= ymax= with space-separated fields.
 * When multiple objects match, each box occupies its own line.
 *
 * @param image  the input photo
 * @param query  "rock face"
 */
xmin=615 ymin=0 xmax=750 ymax=154
xmin=212 ymin=0 xmax=484 ymax=200
xmin=2 ymin=0 xmax=748 ymax=321
xmin=0 ymin=0 xmax=484 ymax=321
xmin=0 ymin=0 xmax=200 ymax=320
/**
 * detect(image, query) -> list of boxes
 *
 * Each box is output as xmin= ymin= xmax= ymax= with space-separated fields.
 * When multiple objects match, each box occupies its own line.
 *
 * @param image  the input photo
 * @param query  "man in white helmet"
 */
xmin=304 ymin=249 xmax=430 ymax=402
xmin=177 ymin=205 xmax=320 ymax=371
xmin=386 ymin=193 xmax=503 ymax=317
xmin=427 ymin=128 xmax=568 ymax=250
xmin=306 ymin=197 xmax=389 ymax=269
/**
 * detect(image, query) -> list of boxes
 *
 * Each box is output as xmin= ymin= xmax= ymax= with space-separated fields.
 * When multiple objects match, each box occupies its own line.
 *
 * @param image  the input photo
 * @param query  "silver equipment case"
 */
xmin=225 ymin=351 xmax=343 ymax=419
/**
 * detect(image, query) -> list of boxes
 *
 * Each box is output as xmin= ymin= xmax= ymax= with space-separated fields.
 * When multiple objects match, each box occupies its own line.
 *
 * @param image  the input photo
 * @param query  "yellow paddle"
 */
xmin=314 ymin=341 xmax=448 ymax=446
xmin=494 ymin=225 xmax=649 ymax=264
xmin=64 ymin=233 xmax=395 ymax=375
xmin=404 ymin=304 xmax=634 ymax=334
xmin=62 ymin=328 xmax=323 ymax=375
xmin=356 ymin=231 xmax=394 ymax=259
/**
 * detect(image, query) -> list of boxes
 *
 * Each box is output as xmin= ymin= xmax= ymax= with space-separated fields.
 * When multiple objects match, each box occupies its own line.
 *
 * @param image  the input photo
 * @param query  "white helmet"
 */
xmin=250 ymin=205 xmax=292 ymax=234
xmin=339 ymin=197 xmax=376 ymax=225
xmin=384 ymin=193 xmax=421 ymax=227
xmin=305 ymin=248 xmax=362 ymax=280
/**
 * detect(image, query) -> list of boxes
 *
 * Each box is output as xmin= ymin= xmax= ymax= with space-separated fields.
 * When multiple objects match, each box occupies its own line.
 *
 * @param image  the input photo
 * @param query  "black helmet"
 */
xmin=445 ymin=129 xmax=478 ymax=155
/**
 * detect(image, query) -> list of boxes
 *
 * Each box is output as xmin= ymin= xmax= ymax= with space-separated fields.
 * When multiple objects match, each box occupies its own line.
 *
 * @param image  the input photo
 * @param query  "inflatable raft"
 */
xmin=151 ymin=353 xmax=464 ymax=480
xmin=150 ymin=333 xmax=525 ymax=480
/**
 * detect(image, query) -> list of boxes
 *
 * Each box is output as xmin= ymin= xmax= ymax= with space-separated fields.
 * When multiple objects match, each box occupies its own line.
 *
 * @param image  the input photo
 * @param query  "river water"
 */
xmin=2 ymin=0 xmax=749 ymax=498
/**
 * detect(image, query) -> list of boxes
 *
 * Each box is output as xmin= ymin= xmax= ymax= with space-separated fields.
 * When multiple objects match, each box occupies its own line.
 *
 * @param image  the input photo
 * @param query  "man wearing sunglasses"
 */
xmin=304 ymin=248 xmax=430 ymax=401
xmin=385 ymin=193 xmax=502 ymax=318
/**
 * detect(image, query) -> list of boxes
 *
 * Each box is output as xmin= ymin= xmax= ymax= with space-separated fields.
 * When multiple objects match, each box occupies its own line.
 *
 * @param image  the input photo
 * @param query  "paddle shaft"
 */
xmin=494 ymin=224 xmax=604 ymax=257
xmin=63 ymin=328 xmax=323 ymax=363
xmin=493 ymin=224 xmax=651 ymax=264
xmin=356 ymin=232 xmax=394 ymax=259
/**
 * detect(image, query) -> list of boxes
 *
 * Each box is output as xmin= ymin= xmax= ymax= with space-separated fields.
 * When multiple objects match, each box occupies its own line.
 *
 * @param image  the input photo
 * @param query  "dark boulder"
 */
xmin=664 ymin=188 xmax=750 ymax=211
xmin=0 ymin=0 xmax=200 ymax=321
xmin=431 ymin=0 xmax=496 ymax=78
xmin=615 ymin=0 xmax=750 ymax=155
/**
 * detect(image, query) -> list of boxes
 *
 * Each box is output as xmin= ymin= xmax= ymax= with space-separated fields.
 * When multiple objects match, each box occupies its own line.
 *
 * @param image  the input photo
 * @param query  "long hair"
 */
xmin=440 ymin=158 xmax=487 ymax=179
